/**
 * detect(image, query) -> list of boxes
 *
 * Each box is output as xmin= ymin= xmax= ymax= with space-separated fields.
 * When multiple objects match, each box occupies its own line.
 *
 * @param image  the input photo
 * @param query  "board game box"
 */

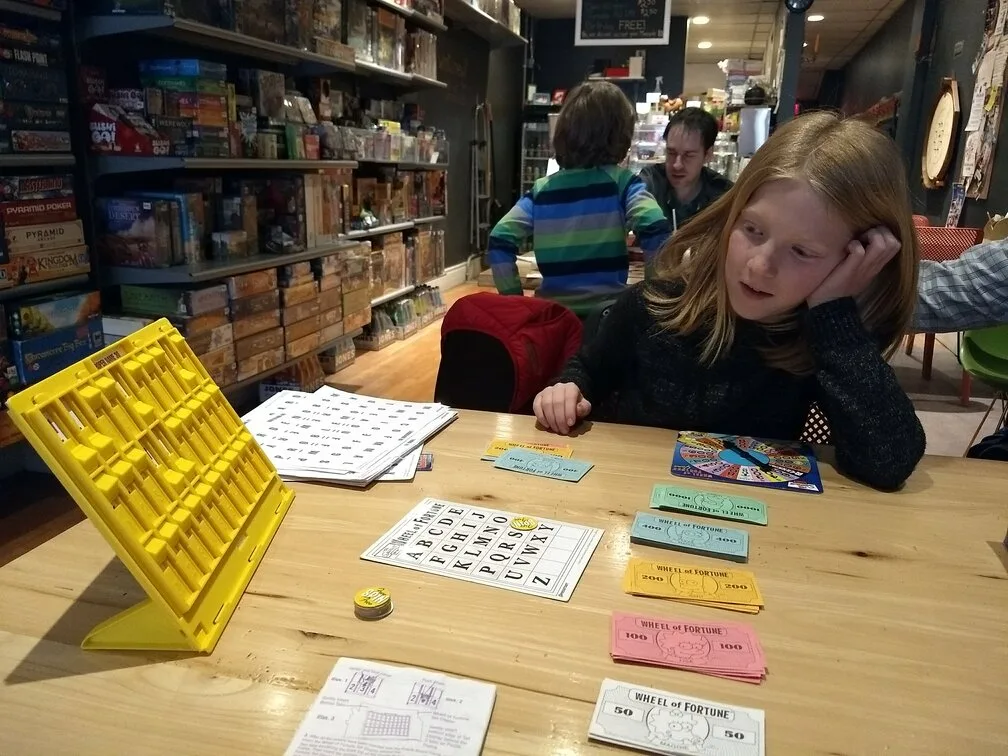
xmin=671 ymin=430 xmax=823 ymax=494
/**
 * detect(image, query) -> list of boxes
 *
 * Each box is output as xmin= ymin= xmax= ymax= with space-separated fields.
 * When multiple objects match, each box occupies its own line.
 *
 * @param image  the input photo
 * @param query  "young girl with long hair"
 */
xmin=532 ymin=111 xmax=926 ymax=490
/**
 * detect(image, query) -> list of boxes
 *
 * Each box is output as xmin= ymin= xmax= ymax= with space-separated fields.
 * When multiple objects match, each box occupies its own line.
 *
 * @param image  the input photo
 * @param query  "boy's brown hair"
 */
xmin=552 ymin=80 xmax=634 ymax=169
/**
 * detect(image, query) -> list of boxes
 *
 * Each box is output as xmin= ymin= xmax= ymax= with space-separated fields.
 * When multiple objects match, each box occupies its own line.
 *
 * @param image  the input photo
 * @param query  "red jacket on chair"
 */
xmin=434 ymin=293 xmax=583 ymax=414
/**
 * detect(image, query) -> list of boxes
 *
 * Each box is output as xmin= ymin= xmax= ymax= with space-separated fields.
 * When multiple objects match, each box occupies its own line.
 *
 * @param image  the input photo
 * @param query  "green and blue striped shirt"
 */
xmin=487 ymin=165 xmax=671 ymax=316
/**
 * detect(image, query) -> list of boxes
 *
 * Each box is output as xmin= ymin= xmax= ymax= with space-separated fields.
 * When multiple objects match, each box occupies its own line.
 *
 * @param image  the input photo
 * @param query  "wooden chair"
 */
xmin=905 ymin=216 xmax=983 ymax=405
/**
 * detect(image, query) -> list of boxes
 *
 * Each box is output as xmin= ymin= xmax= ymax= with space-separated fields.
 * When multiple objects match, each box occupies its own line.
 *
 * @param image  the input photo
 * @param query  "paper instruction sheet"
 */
xmin=284 ymin=658 xmax=496 ymax=756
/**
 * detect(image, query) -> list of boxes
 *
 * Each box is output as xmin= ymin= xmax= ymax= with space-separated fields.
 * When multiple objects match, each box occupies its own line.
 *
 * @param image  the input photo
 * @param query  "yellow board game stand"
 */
xmin=6 ymin=319 xmax=295 ymax=654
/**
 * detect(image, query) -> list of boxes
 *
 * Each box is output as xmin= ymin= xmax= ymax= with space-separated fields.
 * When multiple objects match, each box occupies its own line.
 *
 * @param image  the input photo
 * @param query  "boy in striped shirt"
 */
xmin=487 ymin=80 xmax=671 ymax=317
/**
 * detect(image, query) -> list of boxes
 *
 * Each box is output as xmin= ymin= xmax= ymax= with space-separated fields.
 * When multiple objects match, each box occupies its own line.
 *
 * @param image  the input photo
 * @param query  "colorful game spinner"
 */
xmin=671 ymin=430 xmax=824 ymax=494
xmin=6 ymin=318 xmax=295 ymax=653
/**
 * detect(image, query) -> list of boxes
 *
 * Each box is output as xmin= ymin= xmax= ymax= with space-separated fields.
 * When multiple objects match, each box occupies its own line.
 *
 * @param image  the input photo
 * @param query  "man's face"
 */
xmin=664 ymin=125 xmax=709 ymax=191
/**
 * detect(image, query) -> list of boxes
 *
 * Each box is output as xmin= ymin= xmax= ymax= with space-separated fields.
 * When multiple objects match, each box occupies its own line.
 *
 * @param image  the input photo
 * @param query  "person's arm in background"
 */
xmin=914 ymin=241 xmax=1008 ymax=333
xmin=621 ymin=175 xmax=672 ymax=266
xmin=487 ymin=193 xmax=534 ymax=295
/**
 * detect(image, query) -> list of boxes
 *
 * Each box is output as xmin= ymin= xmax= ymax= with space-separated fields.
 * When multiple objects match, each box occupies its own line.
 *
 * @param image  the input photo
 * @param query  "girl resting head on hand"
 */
xmin=534 ymin=110 xmax=926 ymax=491
xmin=646 ymin=108 xmax=918 ymax=374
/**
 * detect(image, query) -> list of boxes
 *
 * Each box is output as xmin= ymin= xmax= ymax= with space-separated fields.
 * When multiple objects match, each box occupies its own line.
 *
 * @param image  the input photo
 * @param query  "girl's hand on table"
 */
xmin=533 ymin=382 xmax=591 ymax=435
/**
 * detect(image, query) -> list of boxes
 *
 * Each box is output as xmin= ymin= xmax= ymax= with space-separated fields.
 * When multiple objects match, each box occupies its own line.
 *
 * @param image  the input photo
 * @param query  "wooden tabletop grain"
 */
xmin=1 ymin=410 xmax=1007 ymax=755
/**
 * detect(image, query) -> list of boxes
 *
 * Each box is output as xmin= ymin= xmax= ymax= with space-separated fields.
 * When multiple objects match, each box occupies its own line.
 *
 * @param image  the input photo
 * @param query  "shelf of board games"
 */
xmin=370 ymin=0 xmax=447 ymax=33
xmin=0 ymin=154 xmax=75 ymax=168
xmin=443 ymin=0 xmax=525 ymax=48
xmin=78 ymin=16 xmax=447 ymax=89
xmin=100 ymin=217 xmax=446 ymax=286
xmin=0 ymin=0 xmax=61 ymax=22
xmin=0 ymin=275 xmax=92 ymax=303
xmin=227 ymin=327 xmax=364 ymax=392
xmin=89 ymin=157 xmax=449 ymax=177
xmin=371 ymin=283 xmax=417 ymax=307
xmin=358 ymin=158 xmax=450 ymax=170
xmin=90 ymin=157 xmax=360 ymax=177
xmin=0 ymin=326 xmax=366 ymax=452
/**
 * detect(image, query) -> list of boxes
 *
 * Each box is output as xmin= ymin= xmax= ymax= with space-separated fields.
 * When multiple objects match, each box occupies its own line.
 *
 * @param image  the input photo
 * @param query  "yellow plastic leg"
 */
xmin=83 ymin=597 xmax=195 ymax=652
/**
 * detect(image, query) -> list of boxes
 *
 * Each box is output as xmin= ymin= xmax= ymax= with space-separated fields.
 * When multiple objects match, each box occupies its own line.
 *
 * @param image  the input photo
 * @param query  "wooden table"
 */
xmin=2 ymin=410 xmax=1007 ymax=754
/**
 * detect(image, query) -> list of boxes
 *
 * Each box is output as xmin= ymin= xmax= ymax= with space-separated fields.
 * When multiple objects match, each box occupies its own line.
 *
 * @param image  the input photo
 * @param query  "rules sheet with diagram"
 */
xmin=284 ymin=658 xmax=496 ymax=756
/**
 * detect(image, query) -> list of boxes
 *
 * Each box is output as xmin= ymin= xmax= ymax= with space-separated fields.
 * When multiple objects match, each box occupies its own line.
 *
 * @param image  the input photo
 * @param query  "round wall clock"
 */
xmin=922 ymin=77 xmax=960 ymax=189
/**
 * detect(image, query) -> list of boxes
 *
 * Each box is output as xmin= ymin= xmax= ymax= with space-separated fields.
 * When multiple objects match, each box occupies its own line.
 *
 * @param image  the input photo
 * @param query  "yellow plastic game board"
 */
xmin=6 ymin=319 xmax=295 ymax=654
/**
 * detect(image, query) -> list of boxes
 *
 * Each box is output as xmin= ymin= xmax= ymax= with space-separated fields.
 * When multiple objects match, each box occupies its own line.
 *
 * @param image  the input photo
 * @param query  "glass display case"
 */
xmin=628 ymin=112 xmax=668 ymax=175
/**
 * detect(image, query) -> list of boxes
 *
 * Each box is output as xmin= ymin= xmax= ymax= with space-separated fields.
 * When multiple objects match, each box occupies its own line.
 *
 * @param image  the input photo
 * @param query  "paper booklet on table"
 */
xmin=242 ymin=386 xmax=456 ymax=487
xmin=284 ymin=657 xmax=496 ymax=756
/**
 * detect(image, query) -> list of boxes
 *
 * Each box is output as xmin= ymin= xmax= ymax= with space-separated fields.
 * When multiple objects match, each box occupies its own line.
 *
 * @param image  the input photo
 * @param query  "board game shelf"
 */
xmin=226 ymin=327 xmax=363 ymax=393
xmin=91 ymin=156 xmax=359 ymax=177
xmin=0 ymin=0 xmax=60 ymax=21
xmin=410 ymin=72 xmax=448 ymax=89
xmin=0 ymin=154 xmax=75 ymax=168
xmin=346 ymin=222 xmax=415 ymax=239
xmin=444 ymin=0 xmax=525 ymax=47
xmin=354 ymin=58 xmax=414 ymax=85
xmin=371 ymin=283 xmax=416 ymax=307
xmin=0 ymin=275 xmax=92 ymax=303
xmin=358 ymin=158 xmax=449 ymax=170
xmin=78 ymin=15 xmax=358 ymax=74
xmin=370 ymin=0 xmax=447 ymax=32
xmin=99 ymin=241 xmax=362 ymax=285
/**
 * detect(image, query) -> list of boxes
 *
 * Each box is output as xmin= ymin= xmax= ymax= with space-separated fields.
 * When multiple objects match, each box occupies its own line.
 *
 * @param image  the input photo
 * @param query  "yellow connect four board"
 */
xmin=6 ymin=318 xmax=295 ymax=654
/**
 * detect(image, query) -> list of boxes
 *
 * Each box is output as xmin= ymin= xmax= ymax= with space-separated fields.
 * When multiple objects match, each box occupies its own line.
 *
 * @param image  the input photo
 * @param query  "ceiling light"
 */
xmin=697 ymin=41 xmax=712 ymax=49
xmin=808 ymin=14 xmax=824 ymax=21
xmin=691 ymin=15 xmax=710 ymax=25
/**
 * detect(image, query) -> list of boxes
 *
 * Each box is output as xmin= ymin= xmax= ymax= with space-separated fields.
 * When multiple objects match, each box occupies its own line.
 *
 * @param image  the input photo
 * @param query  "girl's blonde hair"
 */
xmin=645 ymin=110 xmax=920 ymax=375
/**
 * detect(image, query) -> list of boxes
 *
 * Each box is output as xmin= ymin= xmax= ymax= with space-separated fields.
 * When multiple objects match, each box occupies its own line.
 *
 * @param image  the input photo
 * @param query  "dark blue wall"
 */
xmin=840 ymin=0 xmax=917 ymax=116
xmin=529 ymin=17 xmax=686 ymax=96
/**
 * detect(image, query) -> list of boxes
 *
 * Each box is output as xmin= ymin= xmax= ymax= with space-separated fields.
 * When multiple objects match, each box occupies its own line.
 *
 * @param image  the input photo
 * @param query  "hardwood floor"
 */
xmin=328 ymin=282 xmax=478 ymax=401
xmin=0 ymin=282 xmax=481 ymax=568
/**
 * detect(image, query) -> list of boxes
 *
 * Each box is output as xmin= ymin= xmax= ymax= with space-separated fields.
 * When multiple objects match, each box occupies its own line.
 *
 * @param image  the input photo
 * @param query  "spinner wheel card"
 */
xmin=670 ymin=430 xmax=823 ymax=494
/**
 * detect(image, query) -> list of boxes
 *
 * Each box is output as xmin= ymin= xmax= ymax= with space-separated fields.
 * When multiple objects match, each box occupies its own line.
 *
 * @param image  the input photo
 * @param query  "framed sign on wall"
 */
xmin=574 ymin=0 xmax=672 ymax=46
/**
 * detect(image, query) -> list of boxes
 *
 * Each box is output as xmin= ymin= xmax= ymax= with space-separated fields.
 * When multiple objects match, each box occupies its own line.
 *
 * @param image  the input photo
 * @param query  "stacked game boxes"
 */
xmin=119 ymin=283 xmax=236 ymax=386
xmin=5 ymin=290 xmax=104 ymax=387
xmin=313 ymin=248 xmax=344 ymax=345
xmin=85 ymin=0 xmax=353 ymax=61
xmin=340 ymin=244 xmax=372 ymax=334
xmin=0 ymin=174 xmax=90 ymax=290
xmin=87 ymin=58 xmax=231 ymax=159
xmin=278 ymin=261 xmax=320 ymax=364
xmin=0 ymin=21 xmax=72 ymax=156
xmin=226 ymin=269 xmax=282 ymax=384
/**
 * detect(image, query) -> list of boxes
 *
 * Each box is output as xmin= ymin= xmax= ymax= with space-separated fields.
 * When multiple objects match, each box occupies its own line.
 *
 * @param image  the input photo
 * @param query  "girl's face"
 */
xmin=724 ymin=177 xmax=854 ymax=322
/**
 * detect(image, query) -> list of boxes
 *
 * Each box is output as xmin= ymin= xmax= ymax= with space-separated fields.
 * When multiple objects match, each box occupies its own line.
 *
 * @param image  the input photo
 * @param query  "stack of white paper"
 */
xmin=241 ymin=386 xmax=456 ymax=487
xmin=284 ymin=658 xmax=496 ymax=756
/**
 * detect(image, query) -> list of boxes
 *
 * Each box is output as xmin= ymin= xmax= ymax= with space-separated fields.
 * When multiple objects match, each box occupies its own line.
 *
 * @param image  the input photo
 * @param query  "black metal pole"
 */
xmin=777 ymin=8 xmax=806 ymax=123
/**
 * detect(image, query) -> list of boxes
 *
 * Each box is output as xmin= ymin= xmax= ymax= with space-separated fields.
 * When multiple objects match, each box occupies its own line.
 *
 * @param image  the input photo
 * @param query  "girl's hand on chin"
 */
xmin=807 ymin=226 xmax=901 ymax=309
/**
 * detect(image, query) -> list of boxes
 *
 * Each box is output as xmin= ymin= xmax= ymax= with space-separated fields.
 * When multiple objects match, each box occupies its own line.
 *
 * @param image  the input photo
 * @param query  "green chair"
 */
xmin=959 ymin=325 xmax=1008 ymax=452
